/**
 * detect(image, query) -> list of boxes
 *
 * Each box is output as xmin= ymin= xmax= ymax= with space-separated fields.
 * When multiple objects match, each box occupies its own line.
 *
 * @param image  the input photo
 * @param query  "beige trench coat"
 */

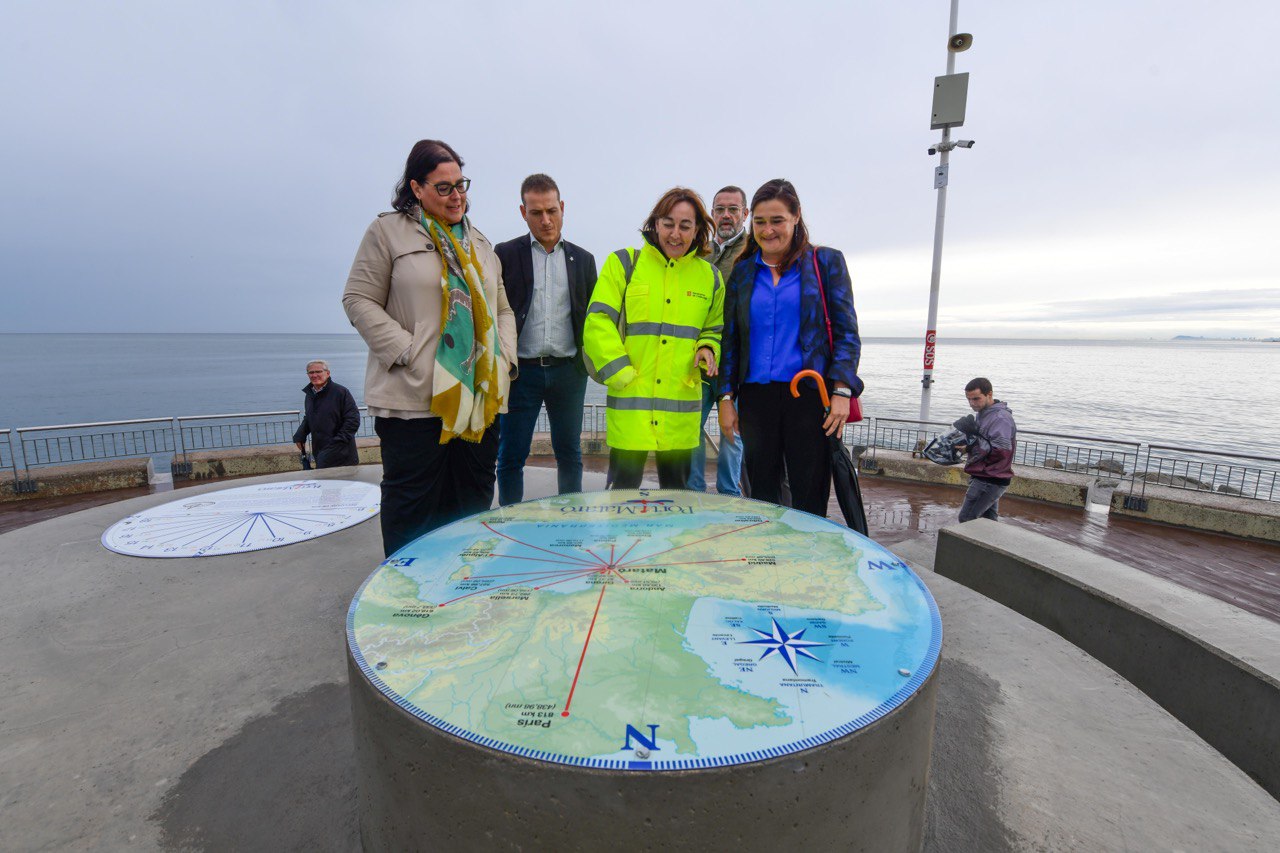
xmin=342 ymin=209 xmax=516 ymax=414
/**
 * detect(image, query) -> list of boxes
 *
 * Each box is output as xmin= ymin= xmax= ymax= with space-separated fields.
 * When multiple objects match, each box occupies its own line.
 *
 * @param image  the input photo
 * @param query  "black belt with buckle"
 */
xmin=518 ymin=355 xmax=575 ymax=367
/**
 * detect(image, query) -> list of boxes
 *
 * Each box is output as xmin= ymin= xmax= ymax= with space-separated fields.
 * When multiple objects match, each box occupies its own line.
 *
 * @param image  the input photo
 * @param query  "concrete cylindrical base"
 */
xmin=348 ymin=652 xmax=939 ymax=852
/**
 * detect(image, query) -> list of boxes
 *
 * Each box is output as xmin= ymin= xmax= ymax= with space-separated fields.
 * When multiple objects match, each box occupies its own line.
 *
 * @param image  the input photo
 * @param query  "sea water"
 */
xmin=1 ymin=333 xmax=1275 ymax=454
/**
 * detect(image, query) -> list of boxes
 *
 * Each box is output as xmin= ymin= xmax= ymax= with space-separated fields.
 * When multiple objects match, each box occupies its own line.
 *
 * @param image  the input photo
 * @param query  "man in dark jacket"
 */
xmin=690 ymin=186 xmax=749 ymax=496
xmin=954 ymin=377 xmax=1016 ymax=522
xmin=493 ymin=174 xmax=597 ymax=505
xmin=293 ymin=360 xmax=361 ymax=468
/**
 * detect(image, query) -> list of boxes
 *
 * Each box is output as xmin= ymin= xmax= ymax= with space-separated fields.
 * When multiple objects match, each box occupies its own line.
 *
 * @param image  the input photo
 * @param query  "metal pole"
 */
xmin=919 ymin=0 xmax=961 ymax=422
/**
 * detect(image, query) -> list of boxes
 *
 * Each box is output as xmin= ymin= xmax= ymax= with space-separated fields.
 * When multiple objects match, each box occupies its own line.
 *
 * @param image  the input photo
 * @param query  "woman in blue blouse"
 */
xmin=717 ymin=179 xmax=863 ymax=517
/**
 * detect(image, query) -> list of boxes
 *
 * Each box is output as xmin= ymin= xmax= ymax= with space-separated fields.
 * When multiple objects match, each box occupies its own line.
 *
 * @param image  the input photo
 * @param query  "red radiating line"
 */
xmin=604 ymin=568 xmax=630 ymax=583
xmin=614 ymin=539 xmax=641 ymax=563
xmin=465 ymin=567 xmax=599 ymax=579
xmin=439 ymin=568 xmax=595 ymax=606
xmin=533 ymin=570 xmax=603 ymax=591
xmin=610 ymin=543 xmax=616 ymax=564
xmin=583 ymin=548 xmax=608 ymax=565
xmin=561 ymin=585 xmax=608 ymax=717
xmin=481 ymin=522 xmax=598 ymax=565
xmin=486 ymin=553 xmax=605 ymax=567
xmin=616 ymin=521 xmax=770 ymax=567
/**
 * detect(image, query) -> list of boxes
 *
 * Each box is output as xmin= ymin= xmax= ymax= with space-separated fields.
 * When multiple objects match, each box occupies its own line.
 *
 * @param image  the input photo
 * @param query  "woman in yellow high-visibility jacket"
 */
xmin=583 ymin=187 xmax=725 ymax=489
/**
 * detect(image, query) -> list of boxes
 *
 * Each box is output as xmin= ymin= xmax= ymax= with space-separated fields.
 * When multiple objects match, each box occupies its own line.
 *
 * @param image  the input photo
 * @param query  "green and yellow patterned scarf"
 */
xmin=421 ymin=214 xmax=504 ymax=442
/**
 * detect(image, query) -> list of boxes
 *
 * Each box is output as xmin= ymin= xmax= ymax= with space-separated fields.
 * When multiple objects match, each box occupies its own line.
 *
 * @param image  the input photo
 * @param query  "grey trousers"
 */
xmin=959 ymin=478 xmax=1008 ymax=522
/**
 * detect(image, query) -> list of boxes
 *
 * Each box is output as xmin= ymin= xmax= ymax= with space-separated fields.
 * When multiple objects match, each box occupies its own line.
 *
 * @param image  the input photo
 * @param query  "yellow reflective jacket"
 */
xmin=583 ymin=242 xmax=724 ymax=451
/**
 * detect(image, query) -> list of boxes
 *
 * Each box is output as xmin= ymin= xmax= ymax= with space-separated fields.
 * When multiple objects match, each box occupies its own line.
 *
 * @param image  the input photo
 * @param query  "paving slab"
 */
xmin=920 ymin=564 xmax=1280 ymax=850
xmin=0 ymin=467 xmax=599 ymax=850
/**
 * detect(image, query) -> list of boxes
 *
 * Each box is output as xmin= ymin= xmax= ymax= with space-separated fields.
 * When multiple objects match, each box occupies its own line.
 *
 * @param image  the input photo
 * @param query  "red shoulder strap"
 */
xmin=812 ymin=248 xmax=834 ymax=351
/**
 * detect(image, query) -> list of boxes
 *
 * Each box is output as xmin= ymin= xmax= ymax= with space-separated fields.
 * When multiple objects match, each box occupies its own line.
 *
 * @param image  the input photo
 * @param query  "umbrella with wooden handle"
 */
xmin=789 ymin=369 xmax=869 ymax=535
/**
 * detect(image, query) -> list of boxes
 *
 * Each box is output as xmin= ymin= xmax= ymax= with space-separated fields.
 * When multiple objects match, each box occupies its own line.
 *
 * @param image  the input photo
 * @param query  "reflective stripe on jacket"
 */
xmin=583 ymin=242 xmax=724 ymax=451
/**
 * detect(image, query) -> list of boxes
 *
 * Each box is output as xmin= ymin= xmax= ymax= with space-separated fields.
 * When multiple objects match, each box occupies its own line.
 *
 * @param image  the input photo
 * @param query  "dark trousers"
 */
xmin=375 ymin=416 xmax=498 ymax=557
xmin=496 ymin=361 xmax=587 ymax=505
xmin=609 ymin=449 xmax=692 ymax=490
xmin=737 ymin=382 xmax=831 ymax=517
xmin=959 ymin=478 xmax=1008 ymax=522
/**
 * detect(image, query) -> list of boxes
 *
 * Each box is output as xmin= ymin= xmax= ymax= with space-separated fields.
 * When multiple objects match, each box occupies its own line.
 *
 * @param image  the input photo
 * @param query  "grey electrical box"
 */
xmin=931 ymin=72 xmax=969 ymax=129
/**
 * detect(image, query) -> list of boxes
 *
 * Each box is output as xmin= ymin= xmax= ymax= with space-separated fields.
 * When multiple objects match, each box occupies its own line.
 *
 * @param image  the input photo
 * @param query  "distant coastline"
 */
xmin=1172 ymin=335 xmax=1279 ymax=342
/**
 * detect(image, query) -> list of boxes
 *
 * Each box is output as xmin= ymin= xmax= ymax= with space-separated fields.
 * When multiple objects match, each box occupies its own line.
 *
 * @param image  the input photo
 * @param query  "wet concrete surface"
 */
xmin=0 ymin=485 xmax=157 ymax=535
xmin=153 ymin=682 xmax=359 ymax=851
xmin=857 ymin=476 xmax=1280 ymax=623
xmin=0 ymin=476 xmax=235 ymax=536
xmin=3 ymin=465 xmax=1278 ymax=851
xmin=6 ymin=458 xmax=1278 ymax=623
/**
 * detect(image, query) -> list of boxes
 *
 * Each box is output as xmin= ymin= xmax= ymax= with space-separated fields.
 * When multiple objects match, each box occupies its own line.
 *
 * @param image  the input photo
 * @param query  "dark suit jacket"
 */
xmin=494 ymin=234 xmax=598 ymax=372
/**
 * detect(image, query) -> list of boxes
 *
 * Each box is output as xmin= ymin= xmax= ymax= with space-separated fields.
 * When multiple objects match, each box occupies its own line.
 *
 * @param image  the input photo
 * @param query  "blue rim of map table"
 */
xmin=345 ymin=492 xmax=943 ymax=772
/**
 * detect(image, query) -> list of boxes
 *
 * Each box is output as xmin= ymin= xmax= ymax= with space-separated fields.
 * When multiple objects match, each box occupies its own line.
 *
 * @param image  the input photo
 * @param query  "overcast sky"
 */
xmin=2 ymin=1 xmax=1276 ymax=339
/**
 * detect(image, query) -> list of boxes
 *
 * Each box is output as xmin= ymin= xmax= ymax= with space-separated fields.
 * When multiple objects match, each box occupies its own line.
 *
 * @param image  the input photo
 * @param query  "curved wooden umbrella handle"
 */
xmin=789 ymin=369 xmax=830 ymax=408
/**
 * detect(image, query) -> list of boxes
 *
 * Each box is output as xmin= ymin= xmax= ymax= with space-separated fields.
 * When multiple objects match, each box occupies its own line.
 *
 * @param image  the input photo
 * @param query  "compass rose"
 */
xmin=739 ymin=618 xmax=829 ymax=674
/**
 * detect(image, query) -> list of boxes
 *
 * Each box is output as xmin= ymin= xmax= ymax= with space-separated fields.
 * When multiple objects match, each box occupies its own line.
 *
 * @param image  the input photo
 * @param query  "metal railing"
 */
xmin=865 ymin=418 xmax=1142 ymax=484
xmin=17 ymin=418 xmax=177 ymax=470
xmin=176 ymin=410 xmax=304 ymax=459
xmin=6 ymin=407 xmax=1278 ymax=506
xmin=866 ymin=418 xmax=951 ymax=464
xmin=1016 ymin=429 xmax=1141 ymax=483
xmin=532 ymin=405 xmax=876 ymax=452
xmin=532 ymin=404 xmax=609 ymax=441
xmin=173 ymin=408 xmax=377 ymax=472
xmin=700 ymin=410 xmax=875 ymax=449
xmin=8 ymin=408 xmax=379 ymax=480
xmin=1 ymin=429 xmax=17 ymax=487
xmin=1138 ymin=444 xmax=1279 ymax=502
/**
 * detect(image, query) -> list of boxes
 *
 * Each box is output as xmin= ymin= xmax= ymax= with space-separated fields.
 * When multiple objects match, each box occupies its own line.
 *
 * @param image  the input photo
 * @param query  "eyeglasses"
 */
xmin=430 ymin=178 xmax=471 ymax=197
xmin=307 ymin=370 xmax=327 ymax=375
xmin=712 ymin=206 xmax=743 ymax=216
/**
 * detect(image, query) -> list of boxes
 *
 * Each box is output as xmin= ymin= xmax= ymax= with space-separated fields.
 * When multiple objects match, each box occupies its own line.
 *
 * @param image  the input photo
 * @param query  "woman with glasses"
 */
xmin=716 ymin=179 xmax=863 ymax=518
xmin=343 ymin=139 xmax=516 ymax=556
xmin=583 ymin=187 xmax=724 ymax=489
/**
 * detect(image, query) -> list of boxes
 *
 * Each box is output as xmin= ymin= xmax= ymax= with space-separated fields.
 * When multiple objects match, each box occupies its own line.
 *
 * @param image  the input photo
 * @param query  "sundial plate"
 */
xmin=102 ymin=479 xmax=380 ymax=558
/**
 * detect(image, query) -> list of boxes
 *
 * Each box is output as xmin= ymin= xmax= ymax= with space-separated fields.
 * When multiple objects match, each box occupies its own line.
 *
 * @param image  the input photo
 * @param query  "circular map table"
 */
xmin=347 ymin=490 xmax=941 ymax=851
xmin=102 ymin=479 xmax=379 ymax=557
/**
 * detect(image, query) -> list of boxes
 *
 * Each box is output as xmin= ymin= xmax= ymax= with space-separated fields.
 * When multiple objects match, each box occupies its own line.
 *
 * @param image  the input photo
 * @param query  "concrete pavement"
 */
xmin=1 ymin=466 xmax=1276 ymax=851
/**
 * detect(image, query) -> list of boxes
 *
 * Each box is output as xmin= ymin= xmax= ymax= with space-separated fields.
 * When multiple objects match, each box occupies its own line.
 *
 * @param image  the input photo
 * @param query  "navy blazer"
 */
xmin=719 ymin=246 xmax=863 ymax=398
xmin=494 ymin=234 xmax=598 ymax=371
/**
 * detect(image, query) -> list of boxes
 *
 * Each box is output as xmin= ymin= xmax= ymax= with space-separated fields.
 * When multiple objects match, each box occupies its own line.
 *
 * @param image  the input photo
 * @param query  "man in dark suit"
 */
xmin=494 ymin=174 xmax=598 ymax=505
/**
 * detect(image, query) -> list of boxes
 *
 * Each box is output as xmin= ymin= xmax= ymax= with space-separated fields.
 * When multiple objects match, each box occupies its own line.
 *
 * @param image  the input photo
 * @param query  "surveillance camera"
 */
xmin=956 ymin=140 xmax=975 ymax=149
xmin=928 ymin=147 xmax=938 ymax=156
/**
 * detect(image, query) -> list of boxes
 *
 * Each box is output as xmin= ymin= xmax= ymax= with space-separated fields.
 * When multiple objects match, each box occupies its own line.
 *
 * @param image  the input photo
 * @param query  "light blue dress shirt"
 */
xmin=519 ymin=237 xmax=576 ymax=359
